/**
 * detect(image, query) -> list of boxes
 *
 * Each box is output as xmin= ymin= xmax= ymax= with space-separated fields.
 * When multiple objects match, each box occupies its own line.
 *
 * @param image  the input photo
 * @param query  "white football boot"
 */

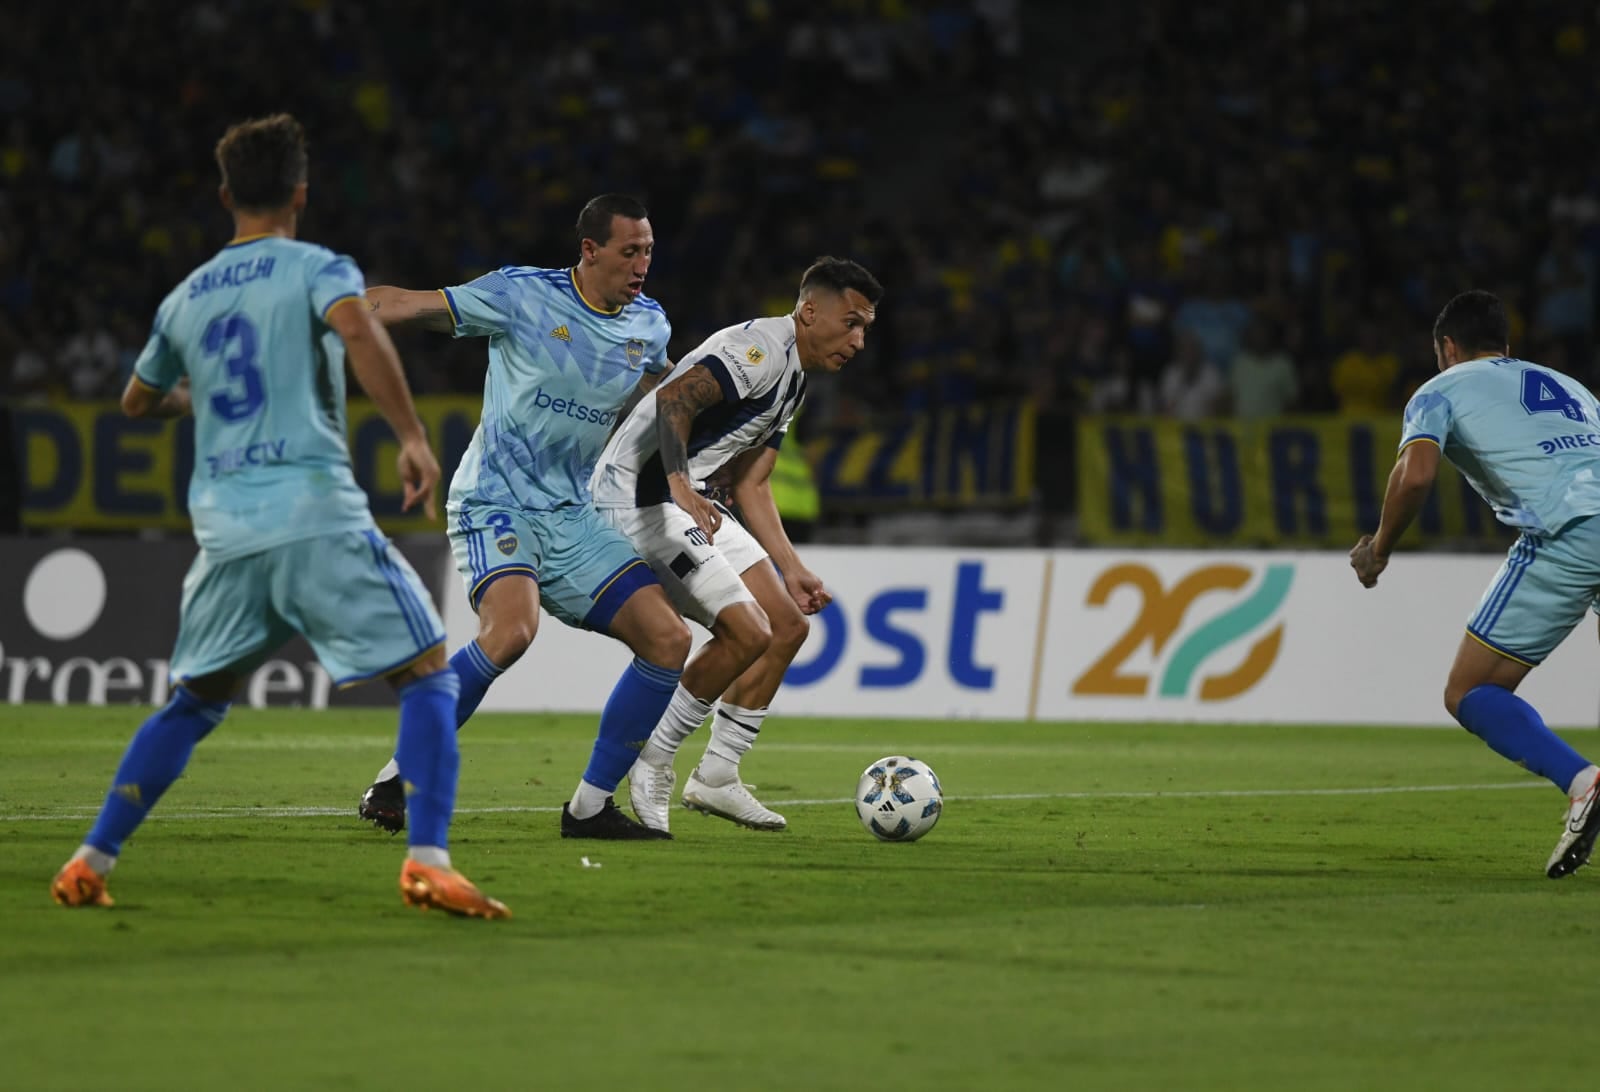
xmin=1548 ymin=765 xmax=1600 ymax=878
xmin=681 ymin=767 xmax=787 ymax=831
xmin=627 ymin=757 xmax=677 ymax=834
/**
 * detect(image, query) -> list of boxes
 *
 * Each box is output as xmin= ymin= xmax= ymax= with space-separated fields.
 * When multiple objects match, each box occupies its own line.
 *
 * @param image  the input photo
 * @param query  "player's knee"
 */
xmin=1443 ymin=681 xmax=1469 ymax=722
xmin=479 ymin=613 xmax=537 ymax=665
xmin=639 ymin=614 xmax=692 ymax=669
xmin=769 ymin=610 xmax=809 ymax=658
xmin=729 ymin=606 xmax=773 ymax=665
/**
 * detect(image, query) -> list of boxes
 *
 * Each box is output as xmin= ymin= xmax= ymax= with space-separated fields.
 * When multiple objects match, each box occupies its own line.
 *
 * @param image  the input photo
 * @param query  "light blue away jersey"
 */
xmin=133 ymin=235 xmax=375 ymax=561
xmin=442 ymin=266 xmax=671 ymax=511
xmin=1400 ymin=355 xmax=1600 ymax=535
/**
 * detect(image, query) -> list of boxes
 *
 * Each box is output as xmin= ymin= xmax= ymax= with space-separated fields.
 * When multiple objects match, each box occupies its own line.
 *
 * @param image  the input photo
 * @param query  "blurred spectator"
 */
xmin=1535 ymin=223 xmax=1597 ymax=369
xmin=1229 ymin=320 xmax=1298 ymax=420
xmin=1156 ymin=331 xmax=1226 ymax=420
xmin=7 ymin=325 xmax=51 ymax=399
xmin=58 ymin=302 xmax=121 ymax=399
xmin=1172 ymin=259 xmax=1253 ymax=375
xmin=1085 ymin=346 xmax=1147 ymax=415
xmin=1330 ymin=319 xmax=1400 ymax=415
xmin=1121 ymin=240 xmax=1180 ymax=399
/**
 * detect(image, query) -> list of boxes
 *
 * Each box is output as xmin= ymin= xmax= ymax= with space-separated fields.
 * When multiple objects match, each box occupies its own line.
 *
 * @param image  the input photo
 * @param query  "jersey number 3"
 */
xmin=203 ymin=313 xmax=265 ymax=421
xmin=1521 ymin=369 xmax=1586 ymax=423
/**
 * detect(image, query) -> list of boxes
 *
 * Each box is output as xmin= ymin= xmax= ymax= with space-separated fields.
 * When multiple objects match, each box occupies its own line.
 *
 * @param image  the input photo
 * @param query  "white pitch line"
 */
xmin=0 ymin=780 xmax=1546 ymax=823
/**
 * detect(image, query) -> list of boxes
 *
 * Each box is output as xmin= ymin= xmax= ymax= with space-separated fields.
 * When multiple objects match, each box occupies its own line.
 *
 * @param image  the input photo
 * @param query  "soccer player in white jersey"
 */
xmin=591 ymin=258 xmax=883 ymax=832
xmin=354 ymin=196 xmax=695 ymax=841
xmin=1352 ymin=289 xmax=1600 ymax=878
xmin=49 ymin=115 xmax=507 ymax=918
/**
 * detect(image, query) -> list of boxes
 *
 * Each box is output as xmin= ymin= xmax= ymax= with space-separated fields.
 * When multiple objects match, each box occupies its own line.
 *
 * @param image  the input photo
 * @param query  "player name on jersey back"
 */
xmin=187 ymin=256 xmax=276 ymax=298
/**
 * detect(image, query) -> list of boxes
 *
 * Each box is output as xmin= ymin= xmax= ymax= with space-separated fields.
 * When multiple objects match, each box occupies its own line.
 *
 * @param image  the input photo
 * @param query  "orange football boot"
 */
xmin=51 ymin=858 xmax=114 ymax=908
xmin=399 ymin=860 xmax=510 ymax=920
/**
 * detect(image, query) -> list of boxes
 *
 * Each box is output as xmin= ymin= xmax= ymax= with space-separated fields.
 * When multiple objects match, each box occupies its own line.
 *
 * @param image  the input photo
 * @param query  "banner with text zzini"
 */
xmin=14 ymin=397 xmax=484 ymax=533
xmin=1076 ymin=415 xmax=1511 ymax=547
xmin=806 ymin=400 xmax=1035 ymax=509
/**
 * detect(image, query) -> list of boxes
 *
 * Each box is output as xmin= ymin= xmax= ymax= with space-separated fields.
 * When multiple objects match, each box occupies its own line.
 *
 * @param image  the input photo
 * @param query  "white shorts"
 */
xmin=595 ymin=502 xmax=768 ymax=628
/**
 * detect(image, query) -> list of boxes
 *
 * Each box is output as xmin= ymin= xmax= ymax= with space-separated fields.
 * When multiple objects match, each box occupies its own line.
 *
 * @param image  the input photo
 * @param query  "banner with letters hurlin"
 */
xmin=1077 ymin=416 xmax=1512 ymax=548
xmin=13 ymin=397 xmax=1037 ymax=531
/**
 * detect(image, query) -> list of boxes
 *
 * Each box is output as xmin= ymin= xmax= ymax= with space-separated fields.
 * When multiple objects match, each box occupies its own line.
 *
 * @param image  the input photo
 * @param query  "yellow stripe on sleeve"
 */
xmin=439 ymin=288 xmax=461 ymax=327
xmin=322 ymin=294 xmax=363 ymax=320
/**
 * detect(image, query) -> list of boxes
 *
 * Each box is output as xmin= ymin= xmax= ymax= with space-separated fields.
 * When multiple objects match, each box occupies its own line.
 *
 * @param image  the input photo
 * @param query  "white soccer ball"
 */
xmin=855 ymin=755 xmax=943 ymax=842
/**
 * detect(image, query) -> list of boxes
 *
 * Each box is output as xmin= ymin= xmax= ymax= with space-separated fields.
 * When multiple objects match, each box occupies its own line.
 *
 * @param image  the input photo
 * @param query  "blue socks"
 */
xmin=86 ymin=687 xmax=228 ymax=856
xmin=396 ymin=669 xmax=462 ymax=850
xmin=376 ymin=641 xmax=501 ymax=783
xmin=450 ymin=640 xmax=504 ymax=728
xmin=84 ymin=671 xmax=462 ymax=862
xmin=582 ymin=657 xmax=682 ymax=793
xmin=1455 ymin=684 xmax=1590 ymax=790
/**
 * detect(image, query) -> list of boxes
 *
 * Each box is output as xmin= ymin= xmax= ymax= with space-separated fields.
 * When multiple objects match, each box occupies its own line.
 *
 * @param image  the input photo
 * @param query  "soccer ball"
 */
xmin=855 ymin=755 xmax=942 ymax=842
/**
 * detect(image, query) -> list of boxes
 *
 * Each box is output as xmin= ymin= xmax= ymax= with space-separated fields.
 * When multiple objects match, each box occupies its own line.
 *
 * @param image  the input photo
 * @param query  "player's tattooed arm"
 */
xmin=655 ymin=363 xmax=727 ymax=540
xmin=365 ymin=286 xmax=456 ymax=333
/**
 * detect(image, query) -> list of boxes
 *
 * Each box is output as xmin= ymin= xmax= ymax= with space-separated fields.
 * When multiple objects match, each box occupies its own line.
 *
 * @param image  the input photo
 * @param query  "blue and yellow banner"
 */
xmin=1078 ymin=416 xmax=1511 ymax=547
xmin=15 ymin=396 xmax=1037 ymax=528
xmin=15 ymin=397 xmax=486 ymax=533
xmin=806 ymin=400 xmax=1035 ymax=509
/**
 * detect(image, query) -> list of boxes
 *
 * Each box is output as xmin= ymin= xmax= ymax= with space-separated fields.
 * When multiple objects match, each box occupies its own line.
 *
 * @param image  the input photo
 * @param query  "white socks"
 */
xmin=639 ymin=683 xmax=714 ymax=767
xmin=1569 ymin=765 xmax=1600 ymax=798
xmin=71 ymin=845 xmax=116 ymax=877
xmin=376 ymin=757 xmax=401 ymax=783
xmin=569 ymin=780 xmax=611 ymax=820
xmin=407 ymin=846 xmax=451 ymax=869
xmin=698 ymin=703 xmax=768 ymax=787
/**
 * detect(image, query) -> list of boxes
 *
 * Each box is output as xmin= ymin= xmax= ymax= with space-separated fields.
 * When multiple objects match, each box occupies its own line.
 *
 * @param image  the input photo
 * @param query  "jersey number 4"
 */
xmin=203 ymin=313 xmax=265 ymax=421
xmin=1520 ymin=369 xmax=1587 ymax=423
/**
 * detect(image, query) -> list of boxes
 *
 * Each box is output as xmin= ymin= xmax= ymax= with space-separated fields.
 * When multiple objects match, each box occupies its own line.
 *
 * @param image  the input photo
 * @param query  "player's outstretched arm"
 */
xmin=728 ymin=447 xmax=830 ymax=615
xmin=1351 ymin=439 xmax=1441 ymax=588
xmin=121 ymin=376 xmax=192 ymax=419
xmin=326 ymin=298 xmax=441 ymax=520
xmin=365 ymin=286 xmax=455 ymax=333
xmin=656 ymin=362 xmax=726 ymax=541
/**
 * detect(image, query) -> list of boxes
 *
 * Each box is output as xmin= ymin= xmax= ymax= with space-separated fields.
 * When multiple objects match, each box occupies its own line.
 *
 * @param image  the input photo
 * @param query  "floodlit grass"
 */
xmin=4 ymin=707 xmax=1600 ymax=1091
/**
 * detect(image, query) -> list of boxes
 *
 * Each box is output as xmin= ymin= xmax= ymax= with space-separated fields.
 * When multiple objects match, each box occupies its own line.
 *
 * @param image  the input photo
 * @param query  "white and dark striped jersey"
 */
xmin=590 ymin=315 xmax=806 ymax=508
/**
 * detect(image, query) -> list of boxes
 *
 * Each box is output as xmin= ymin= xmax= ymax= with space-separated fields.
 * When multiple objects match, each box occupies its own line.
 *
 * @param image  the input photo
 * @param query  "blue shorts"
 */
xmin=169 ymin=529 xmax=445 ymax=687
xmin=1467 ymin=515 xmax=1600 ymax=666
xmin=448 ymin=500 xmax=657 ymax=631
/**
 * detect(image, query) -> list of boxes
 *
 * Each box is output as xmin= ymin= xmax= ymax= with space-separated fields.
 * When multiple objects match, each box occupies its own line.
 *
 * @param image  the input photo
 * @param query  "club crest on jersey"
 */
xmin=496 ymin=535 xmax=519 ymax=556
xmin=550 ymin=324 xmax=571 ymax=342
xmin=745 ymin=345 xmax=766 ymax=365
xmin=625 ymin=338 xmax=645 ymax=368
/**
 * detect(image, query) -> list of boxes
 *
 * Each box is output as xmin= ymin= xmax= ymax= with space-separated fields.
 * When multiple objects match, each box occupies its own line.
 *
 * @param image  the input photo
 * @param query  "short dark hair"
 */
xmin=798 ymin=257 xmax=883 ymax=305
xmin=576 ymin=194 xmax=650 ymax=249
xmin=1433 ymin=290 xmax=1509 ymax=355
xmin=214 ymin=114 xmax=307 ymax=211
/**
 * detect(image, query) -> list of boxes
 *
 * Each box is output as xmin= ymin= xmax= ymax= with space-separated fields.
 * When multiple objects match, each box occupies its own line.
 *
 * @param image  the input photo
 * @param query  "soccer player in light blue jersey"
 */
xmin=49 ymin=115 xmax=508 ymax=919
xmin=356 ymin=195 xmax=691 ymax=840
xmin=1352 ymin=289 xmax=1600 ymax=879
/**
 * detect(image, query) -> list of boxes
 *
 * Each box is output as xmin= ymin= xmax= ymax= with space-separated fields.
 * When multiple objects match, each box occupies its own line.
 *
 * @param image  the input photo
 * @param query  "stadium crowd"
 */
xmin=3 ymin=0 xmax=1598 ymax=438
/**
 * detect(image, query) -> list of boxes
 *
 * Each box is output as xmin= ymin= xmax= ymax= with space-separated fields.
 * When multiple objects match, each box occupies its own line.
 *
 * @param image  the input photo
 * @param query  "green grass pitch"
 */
xmin=5 ymin=706 xmax=1600 ymax=1091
